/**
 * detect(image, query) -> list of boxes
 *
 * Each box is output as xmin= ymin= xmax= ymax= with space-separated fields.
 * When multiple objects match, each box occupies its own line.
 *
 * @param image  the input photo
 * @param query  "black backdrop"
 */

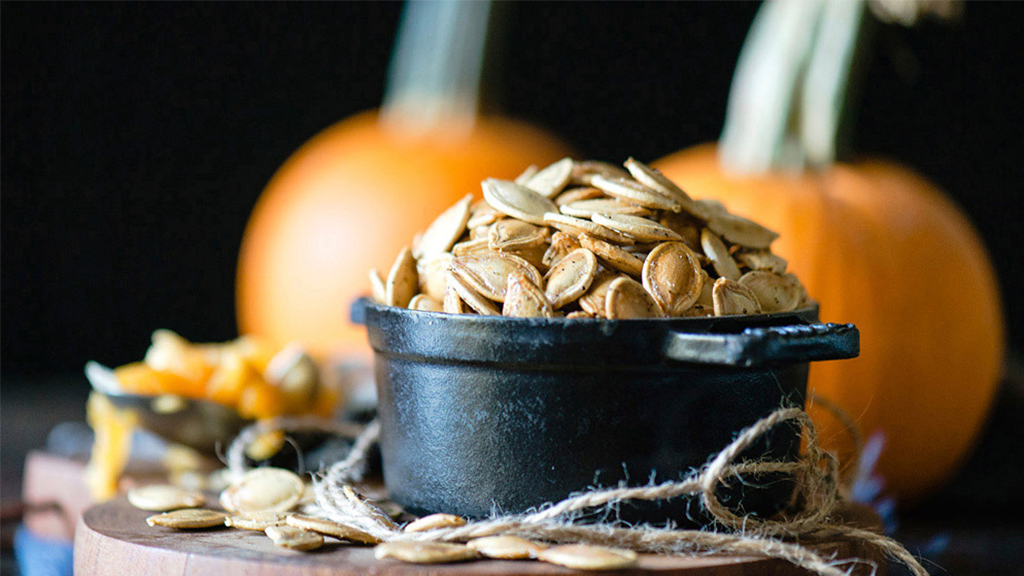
xmin=4 ymin=1 xmax=1023 ymax=376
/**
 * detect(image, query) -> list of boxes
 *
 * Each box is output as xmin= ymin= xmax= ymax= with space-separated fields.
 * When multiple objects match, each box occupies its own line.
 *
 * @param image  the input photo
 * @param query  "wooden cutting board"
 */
xmin=74 ymin=496 xmax=884 ymax=575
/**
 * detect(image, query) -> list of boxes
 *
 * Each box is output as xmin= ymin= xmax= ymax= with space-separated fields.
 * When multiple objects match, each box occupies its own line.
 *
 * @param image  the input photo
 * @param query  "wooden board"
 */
xmin=74 ymin=497 xmax=884 ymax=575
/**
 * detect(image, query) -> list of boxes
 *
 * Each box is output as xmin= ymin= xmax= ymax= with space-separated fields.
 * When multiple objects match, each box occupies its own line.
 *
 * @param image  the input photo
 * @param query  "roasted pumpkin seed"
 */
xmin=286 ymin=514 xmax=381 ymax=544
xmin=701 ymin=229 xmax=742 ymax=281
xmin=642 ymin=242 xmax=704 ymax=316
xmin=225 ymin=511 xmax=288 ymax=531
xmin=591 ymin=175 xmax=681 ymax=212
xmin=467 ymin=536 xmax=547 ymax=559
xmin=544 ymin=248 xmax=598 ymax=309
xmin=559 ymin=198 xmax=652 ymax=218
xmin=265 ymin=525 xmax=323 ymax=551
xmin=739 ymin=270 xmax=802 ymax=312
xmin=374 ymin=541 xmax=479 ymax=564
xmin=525 ymin=157 xmax=573 ymax=198
xmin=408 ymin=294 xmax=443 ymax=312
xmin=537 ymin=544 xmax=638 ymax=571
xmin=578 ymin=233 xmax=644 ymax=276
xmin=713 ymin=277 xmax=763 ymax=316
xmin=489 ymin=219 xmax=546 ymax=252
xmin=146 ymin=508 xmax=227 ymax=529
xmin=606 ymin=277 xmax=662 ymax=319
xmin=220 ymin=467 xmax=304 ymax=515
xmin=414 ymin=194 xmax=472 ymax=258
xmin=591 ymin=213 xmax=684 ymax=242
xmin=451 ymin=252 xmax=542 ymax=302
xmin=128 ymin=484 xmax=204 ymax=512
xmin=403 ymin=513 xmax=467 ymax=533
xmin=482 ymin=178 xmax=557 ymax=225
xmin=385 ymin=246 xmax=418 ymax=308
xmin=503 ymin=273 xmax=555 ymax=318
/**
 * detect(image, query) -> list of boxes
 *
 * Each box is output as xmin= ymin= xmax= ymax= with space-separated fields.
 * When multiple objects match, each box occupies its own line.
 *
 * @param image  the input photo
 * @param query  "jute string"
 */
xmin=227 ymin=408 xmax=926 ymax=576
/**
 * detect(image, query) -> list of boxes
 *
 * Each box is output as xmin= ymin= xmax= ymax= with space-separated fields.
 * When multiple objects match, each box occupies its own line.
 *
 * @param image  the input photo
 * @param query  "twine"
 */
xmin=227 ymin=408 xmax=926 ymax=576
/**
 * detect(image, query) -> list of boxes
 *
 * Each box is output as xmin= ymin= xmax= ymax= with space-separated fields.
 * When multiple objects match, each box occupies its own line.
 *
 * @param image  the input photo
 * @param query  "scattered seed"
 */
xmin=146 ymin=508 xmax=227 ymax=529
xmin=403 ymin=513 xmax=467 ymax=533
xmin=226 ymin=512 xmax=288 ymax=531
xmin=537 ymin=544 xmax=638 ymax=571
xmin=128 ymin=484 xmax=204 ymax=512
xmin=286 ymin=514 xmax=381 ymax=545
xmin=374 ymin=541 xmax=479 ymax=564
xmin=467 ymin=536 xmax=547 ymax=560
xmin=265 ymin=525 xmax=323 ymax=551
xmin=220 ymin=467 xmax=304 ymax=515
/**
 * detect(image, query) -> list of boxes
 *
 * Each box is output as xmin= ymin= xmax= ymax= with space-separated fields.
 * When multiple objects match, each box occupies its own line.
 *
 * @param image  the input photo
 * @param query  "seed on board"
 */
xmin=701 ymin=229 xmax=742 ymax=281
xmin=467 ymin=536 xmax=547 ymax=560
xmin=408 ymin=294 xmax=443 ymax=312
xmin=606 ymin=277 xmax=662 ymax=319
xmin=514 ymin=164 xmax=539 ymax=185
xmin=736 ymin=250 xmax=788 ymax=273
xmin=341 ymin=485 xmax=401 ymax=531
xmin=642 ymin=242 xmax=705 ymax=316
xmin=591 ymin=213 xmax=684 ymax=243
xmin=265 ymin=525 xmax=323 ymax=551
xmin=537 ymin=544 xmax=638 ymax=571
xmin=368 ymin=269 xmax=386 ymax=304
xmin=591 ymin=175 xmax=682 ymax=212
xmin=525 ymin=157 xmax=574 ymax=198
xmin=489 ymin=219 xmax=547 ymax=252
xmin=374 ymin=542 xmax=479 ymax=564
xmin=128 ymin=485 xmax=204 ymax=512
xmin=707 ymin=211 xmax=779 ymax=250
xmin=448 ymin=272 xmax=501 ymax=315
xmin=226 ymin=512 xmax=289 ymax=531
xmin=220 ymin=467 xmax=304 ymax=515
xmin=481 ymin=178 xmax=558 ymax=226
xmin=570 ymin=160 xmax=630 ymax=186
xmin=417 ymin=252 xmax=452 ymax=302
xmin=543 ymin=231 xmax=581 ymax=268
xmin=559 ymin=198 xmax=652 ymax=219
xmin=739 ymin=270 xmax=803 ymax=313
xmin=286 ymin=514 xmax=381 ymax=545
xmin=578 ymin=271 xmax=625 ymax=317
xmin=386 ymin=246 xmax=418 ymax=308
xmin=414 ymin=194 xmax=472 ymax=259
xmin=451 ymin=252 xmax=543 ymax=303
xmin=578 ymin=233 xmax=644 ymax=276
xmin=403 ymin=513 xmax=468 ymax=533
xmin=713 ymin=277 xmax=763 ymax=316
xmin=544 ymin=248 xmax=598 ymax=309
xmin=554 ymin=186 xmax=605 ymax=206
xmin=503 ymin=273 xmax=555 ymax=318
xmin=146 ymin=509 xmax=227 ymax=529
xmin=543 ymin=212 xmax=635 ymax=245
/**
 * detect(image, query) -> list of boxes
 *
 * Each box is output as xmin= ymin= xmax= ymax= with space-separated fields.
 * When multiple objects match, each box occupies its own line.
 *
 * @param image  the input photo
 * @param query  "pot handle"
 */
xmin=664 ymin=323 xmax=859 ymax=367
xmin=350 ymin=297 xmax=371 ymax=326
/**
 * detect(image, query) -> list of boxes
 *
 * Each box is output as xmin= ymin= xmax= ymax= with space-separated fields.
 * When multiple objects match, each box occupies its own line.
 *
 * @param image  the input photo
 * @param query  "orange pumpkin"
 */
xmin=656 ymin=0 xmax=1004 ymax=501
xmin=237 ymin=111 xmax=571 ymax=357
xmin=236 ymin=1 xmax=573 ymax=358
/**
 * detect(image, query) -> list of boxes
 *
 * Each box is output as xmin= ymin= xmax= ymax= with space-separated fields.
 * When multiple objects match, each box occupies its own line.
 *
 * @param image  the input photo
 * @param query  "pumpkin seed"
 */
xmin=739 ymin=270 xmax=802 ymax=312
xmin=375 ymin=542 xmax=479 ymax=564
xmin=701 ymin=229 xmax=742 ymax=281
xmin=408 ymin=294 xmax=443 ymax=312
xmin=403 ymin=513 xmax=467 ymax=533
xmin=591 ymin=175 xmax=681 ymax=212
xmin=448 ymin=272 xmax=501 ymax=315
xmin=543 ymin=212 xmax=635 ymax=245
xmin=642 ymin=242 xmax=704 ymax=316
xmin=591 ymin=213 xmax=684 ymax=243
xmin=559 ymin=198 xmax=652 ymax=219
xmin=696 ymin=268 xmax=715 ymax=308
xmin=443 ymin=273 xmax=466 ymax=314
xmin=265 ymin=525 xmax=323 ymax=551
xmin=368 ymin=269 xmax=386 ymax=304
xmin=128 ymin=484 xmax=204 ymax=512
xmin=220 ymin=467 xmax=304 ymax=515
xmin=451 ymin=252 xmax=542 ymax=302
xmin=525 ymin=157 xmax=574 ymax=198
xmin=264 ymin=344 xmax=319 ymax=413
xmin=570 ymin=160 xmax=630 ymax=186
xmin=514 ymin=164 xmax=539 ymax=185
xmin=489 ymin=219 xmax=546 ymax=251
xmin=712 ymin=277 xmax=763 ymax=316
xmin=506 ymin=242 xmax=549 ymax=273
xmin=606 ymin=277 xmax=663 ymax=319
xmin=286 ymin=514 xmax=381 ymax=545
xmin=578 ymin=233 xmax=644 ymax=276
xmin=707 ymin=212 xmax=779 ymax=249
xmin=658 ymin=212 xmax=704 ymax=252
xmin=736 ymin=250 xmax=788 ymax=273
xmin=481 ymin=178 xmax=557 ymax=225
xmin=554 ymin=186 xmax=605 ymax=206
xmin=544 ymin=248 xmax=598 ymax=309
xmin=452 ymin=237 xmax=492 ymax=257
xmin=467 ymin=199 xmax=502 ymax=229
xmin=566 ymin=310 xmax=596 ymax=319
xmin=503 ymin=273 xmax=555 ymax=318
xmin=624 ymin=157 xmax=711 ymax=220
xmin=467 ymin=536 xmax=547 ymax=560
xmin=385 ymin=246 xmax=418 ymax=308
xmin=146 ymin=508 xmax=227 ymax=529
xmin=417 ymin=253 xmax=452 ymax=302
xmin=340 ymin=485 xmax=400 ymax=531
xmin=226 ymin=512 xmax=288 ymax=531
xmin=578 ymin=271 xmax=624 ymax=317
xmin=414 ymin=194 xmax=472 ymax=258
xmin=537 ymin=544 xmax=638 ymax=571
xmin=469 ymin=223 xmax=493 ymax=240
xmin=543 ymin=231 xmax=582 ymax=268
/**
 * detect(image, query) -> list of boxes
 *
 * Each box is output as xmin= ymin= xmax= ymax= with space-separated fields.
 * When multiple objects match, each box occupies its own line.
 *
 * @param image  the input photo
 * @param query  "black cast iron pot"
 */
xmin=352 ymin=298 xmax=858 ymax=525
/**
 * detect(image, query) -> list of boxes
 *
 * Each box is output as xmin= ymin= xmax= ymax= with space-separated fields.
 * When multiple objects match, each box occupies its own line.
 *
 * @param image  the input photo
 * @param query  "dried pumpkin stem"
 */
xmin=381 ymin=0 xmax=495 ymax=137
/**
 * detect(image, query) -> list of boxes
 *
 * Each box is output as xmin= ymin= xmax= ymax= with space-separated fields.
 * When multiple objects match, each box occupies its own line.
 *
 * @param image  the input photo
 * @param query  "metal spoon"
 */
xmin=84 ymin=361 xmax=250 ymax=454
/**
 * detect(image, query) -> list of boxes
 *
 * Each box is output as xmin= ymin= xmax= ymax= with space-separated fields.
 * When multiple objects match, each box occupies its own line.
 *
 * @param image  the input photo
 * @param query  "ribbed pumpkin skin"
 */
xmin=237 ymin=110 xmax=573 ymax=358
xmin=656 ymin=143 xmax=1004 ymax=502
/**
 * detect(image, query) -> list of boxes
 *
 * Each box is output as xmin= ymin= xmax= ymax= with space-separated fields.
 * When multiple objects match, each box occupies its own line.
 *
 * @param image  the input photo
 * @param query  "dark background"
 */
xmin=3 ymin=2 xmax=1023 ymax=376
xmin=3 ymin=3 xmax=1024 ymax=574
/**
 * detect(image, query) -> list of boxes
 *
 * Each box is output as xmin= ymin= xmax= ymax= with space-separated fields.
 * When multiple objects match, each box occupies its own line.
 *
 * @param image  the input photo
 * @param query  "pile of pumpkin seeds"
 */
xmin=131 ymin=470 xmax=641 ymax=569
xmin=370 ymin=157 xmax=809 ymax=319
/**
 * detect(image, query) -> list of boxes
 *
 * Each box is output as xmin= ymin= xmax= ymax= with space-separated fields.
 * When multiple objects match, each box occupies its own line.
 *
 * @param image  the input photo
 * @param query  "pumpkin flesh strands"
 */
xmin=373 ymin=157 xmax=804 ymax=320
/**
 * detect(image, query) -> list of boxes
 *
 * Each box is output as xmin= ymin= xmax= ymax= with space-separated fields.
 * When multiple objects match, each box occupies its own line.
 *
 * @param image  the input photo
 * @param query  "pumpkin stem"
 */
xmin=719 ymin=0 xmax=869 ymax=174
xmin=380 ymin=0 xmax=495 ymax=138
